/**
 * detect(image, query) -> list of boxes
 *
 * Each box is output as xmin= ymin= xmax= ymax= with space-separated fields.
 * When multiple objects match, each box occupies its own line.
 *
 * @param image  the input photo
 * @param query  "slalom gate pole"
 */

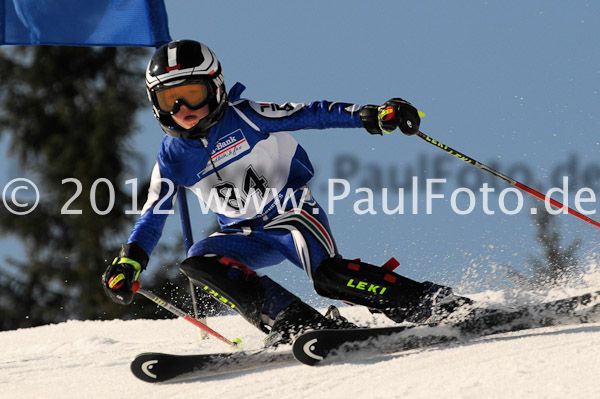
xmin=177 ymin=186 xmax=195 ymax=254
xmin=415 ymin=130 xmax=600 ymax=229
xmin=135 ymin=286 xmax=235 ymax=346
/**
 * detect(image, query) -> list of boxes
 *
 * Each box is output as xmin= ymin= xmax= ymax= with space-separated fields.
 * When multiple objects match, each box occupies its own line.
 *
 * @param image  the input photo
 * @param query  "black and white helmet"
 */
xmin=146 ymin=40 xmax=227 ymax=139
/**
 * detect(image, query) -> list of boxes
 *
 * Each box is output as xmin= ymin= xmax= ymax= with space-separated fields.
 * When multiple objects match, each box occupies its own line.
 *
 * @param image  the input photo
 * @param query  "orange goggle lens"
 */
xmin=155 ymin=83 xmax=209 ymax=113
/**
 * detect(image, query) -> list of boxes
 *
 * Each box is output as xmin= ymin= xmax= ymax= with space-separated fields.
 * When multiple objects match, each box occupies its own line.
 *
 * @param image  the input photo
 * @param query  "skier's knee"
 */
xmin=180 ymin=254 xmax=258 ymax=285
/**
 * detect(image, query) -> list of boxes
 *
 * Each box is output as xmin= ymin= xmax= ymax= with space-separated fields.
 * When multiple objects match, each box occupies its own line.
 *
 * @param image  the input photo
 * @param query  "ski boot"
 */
xmin=264 ymin=302 xmax=356 ymax=348
xmin=382 ymin=281 xmax=473 ymax=323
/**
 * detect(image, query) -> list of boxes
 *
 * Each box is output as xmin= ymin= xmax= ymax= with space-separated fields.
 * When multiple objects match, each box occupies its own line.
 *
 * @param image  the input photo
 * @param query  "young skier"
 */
xmin=103 ymin=40 xmax=460 ymax=345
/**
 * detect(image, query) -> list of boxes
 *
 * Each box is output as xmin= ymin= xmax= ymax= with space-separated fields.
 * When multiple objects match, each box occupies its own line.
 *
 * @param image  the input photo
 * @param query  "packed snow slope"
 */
xmin=3 ymin=282 xmax=600 ymax=399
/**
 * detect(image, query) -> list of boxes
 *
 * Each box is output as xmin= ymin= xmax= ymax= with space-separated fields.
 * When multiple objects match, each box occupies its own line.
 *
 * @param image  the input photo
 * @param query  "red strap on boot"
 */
xmin=219 ymin=257 xmax=257 ymax=277
xmin=382 ymin=257 xmax=400 ymax=271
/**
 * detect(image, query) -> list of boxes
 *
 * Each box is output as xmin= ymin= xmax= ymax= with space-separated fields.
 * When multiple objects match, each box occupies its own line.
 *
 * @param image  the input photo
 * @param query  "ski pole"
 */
xmin=177 ymin=186 xmax=208 ymax=339
xmin=415 ymin=130 xmax=600 ymax=229
xmin=134 ymin=284 xmax=237 ymax=346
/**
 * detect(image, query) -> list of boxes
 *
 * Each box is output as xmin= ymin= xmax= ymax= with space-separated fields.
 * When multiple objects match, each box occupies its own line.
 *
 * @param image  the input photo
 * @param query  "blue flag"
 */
xmin=0 ymin=0 xmax=171 ymax=47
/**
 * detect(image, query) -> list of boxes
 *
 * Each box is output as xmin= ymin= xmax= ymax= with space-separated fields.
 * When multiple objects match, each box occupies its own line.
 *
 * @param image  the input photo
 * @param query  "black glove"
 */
xmin=102 ymin=243 xmax=148 ymax=305
xmin=360 ymin=98 xmax=421 ymax=136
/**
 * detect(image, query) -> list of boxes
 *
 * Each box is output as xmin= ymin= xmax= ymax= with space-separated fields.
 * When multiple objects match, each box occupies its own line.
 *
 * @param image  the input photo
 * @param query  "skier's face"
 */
xmin=171 ymin=104 xmax=210 ymax=130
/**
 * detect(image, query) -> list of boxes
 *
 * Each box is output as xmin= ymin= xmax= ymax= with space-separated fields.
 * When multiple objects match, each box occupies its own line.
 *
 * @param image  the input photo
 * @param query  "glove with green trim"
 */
xmin=360 ymin=98 xmax=421 ymax=136
xmin=102 ymin=243 xmax=148 ymax=305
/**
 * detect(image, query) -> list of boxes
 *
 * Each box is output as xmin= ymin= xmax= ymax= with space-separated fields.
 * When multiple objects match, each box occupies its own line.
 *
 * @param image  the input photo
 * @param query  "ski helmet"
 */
xmin=146 ymin=40 xmax=227 ymax=139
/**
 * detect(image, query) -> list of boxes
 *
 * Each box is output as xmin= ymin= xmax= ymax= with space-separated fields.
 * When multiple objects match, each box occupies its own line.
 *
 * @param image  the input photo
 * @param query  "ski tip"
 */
xmin=292 ymin=330 xmax=328 ymax=366
xmin=131 ymin=353 xmax=163 ymax=383
xmin=130 ymin=352 xmax=185 ymax=383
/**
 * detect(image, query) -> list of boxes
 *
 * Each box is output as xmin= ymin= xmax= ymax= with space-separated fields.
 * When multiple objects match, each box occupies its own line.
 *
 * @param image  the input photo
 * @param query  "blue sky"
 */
xmin=2 ymin=1 xmax=600 ymax=305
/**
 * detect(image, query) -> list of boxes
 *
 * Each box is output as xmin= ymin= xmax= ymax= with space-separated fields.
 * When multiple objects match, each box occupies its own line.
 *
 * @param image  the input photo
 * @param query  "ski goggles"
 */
xmin=154 ymin=81 xmax=210 ymax=113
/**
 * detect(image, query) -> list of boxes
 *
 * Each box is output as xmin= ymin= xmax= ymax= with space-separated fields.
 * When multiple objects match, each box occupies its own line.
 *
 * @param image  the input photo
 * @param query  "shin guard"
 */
xmin=180 ymin=255 xmax=269 ymax=332
xmin=180 ymin=255 xmax=302 ymax=333
xmin=313 ymin=258 xmax=430 ymax=309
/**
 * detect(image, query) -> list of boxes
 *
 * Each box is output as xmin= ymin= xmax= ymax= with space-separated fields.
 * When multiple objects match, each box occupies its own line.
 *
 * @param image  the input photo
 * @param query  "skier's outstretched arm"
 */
xmin=230 ymin=89 xmax=420 ymax=136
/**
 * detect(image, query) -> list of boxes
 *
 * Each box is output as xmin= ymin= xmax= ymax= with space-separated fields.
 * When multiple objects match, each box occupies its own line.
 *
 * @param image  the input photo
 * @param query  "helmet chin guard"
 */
xmin=146 ymin=40 xmax=227 ymax=139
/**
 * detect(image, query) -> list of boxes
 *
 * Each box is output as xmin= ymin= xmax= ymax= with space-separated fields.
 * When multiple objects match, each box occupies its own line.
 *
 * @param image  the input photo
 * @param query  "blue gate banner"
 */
xmin=0 ymin=0 xmax=171 ymax=47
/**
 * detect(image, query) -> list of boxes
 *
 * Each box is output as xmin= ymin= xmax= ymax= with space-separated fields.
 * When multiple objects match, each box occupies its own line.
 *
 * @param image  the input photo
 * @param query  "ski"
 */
xmin=292 ymin=323 xmax=455 ymax=366
xmin=130 ymin=349 xmax=295 ymax=383
xmin=293 ymin=289 xmax=600 ymax=365
xmin=130 ymin=290 xmax=600 ymax=381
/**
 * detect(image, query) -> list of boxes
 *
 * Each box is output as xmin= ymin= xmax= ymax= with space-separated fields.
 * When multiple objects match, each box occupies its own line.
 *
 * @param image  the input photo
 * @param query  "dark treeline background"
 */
xmin=0 ymin=46 xmax=219 ymax=331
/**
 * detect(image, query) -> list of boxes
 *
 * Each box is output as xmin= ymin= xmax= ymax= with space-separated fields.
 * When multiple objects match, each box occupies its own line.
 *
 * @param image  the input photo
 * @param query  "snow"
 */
xmin=2 ymin=288 xmax=600 ymax=399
